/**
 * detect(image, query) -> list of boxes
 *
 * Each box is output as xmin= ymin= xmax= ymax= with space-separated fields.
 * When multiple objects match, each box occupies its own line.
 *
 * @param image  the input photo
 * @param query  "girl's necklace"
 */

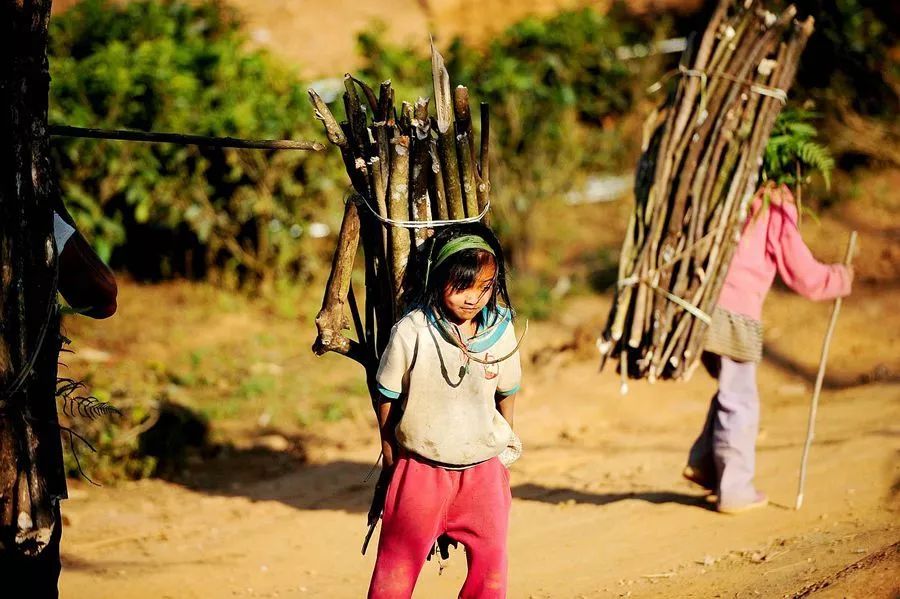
xmin=449 ymin=321 xmax=475 ymax=378
xmin=430 ymin=306 xmax=528 ymax=367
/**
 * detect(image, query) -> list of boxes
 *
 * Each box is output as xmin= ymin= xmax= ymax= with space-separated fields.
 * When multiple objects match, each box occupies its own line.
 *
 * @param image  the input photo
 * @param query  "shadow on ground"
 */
xmin=763 ymin=345 xmax=898 ymax=390
xmin=153 ymin=437 xmax=715 ymax=515
xmin=511 ymin=483 xmax=710 ymax=509
xmin=160 ymin=443 xmax=378 ymax=514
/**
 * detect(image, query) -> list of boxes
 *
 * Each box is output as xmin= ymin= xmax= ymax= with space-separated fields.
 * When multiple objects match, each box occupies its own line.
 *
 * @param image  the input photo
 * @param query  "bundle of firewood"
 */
xmin=309 ymin=44 xmax=490 ymax=373
xmin=599 ymin=0 xmax=814 ymax=385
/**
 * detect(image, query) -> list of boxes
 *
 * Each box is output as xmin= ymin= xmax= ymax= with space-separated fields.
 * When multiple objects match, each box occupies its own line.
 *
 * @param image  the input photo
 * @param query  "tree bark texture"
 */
xmin=1 ymin=0 xmax=67 ymax=588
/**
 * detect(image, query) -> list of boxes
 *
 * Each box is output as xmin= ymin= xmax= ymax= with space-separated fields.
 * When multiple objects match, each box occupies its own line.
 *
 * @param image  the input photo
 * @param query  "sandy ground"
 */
xmin=57 ymin=279 xmax=899 ymax=597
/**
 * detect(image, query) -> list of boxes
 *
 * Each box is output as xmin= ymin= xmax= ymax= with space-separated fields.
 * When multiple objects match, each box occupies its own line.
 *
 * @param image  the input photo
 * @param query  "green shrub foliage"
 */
xmin=50 ymin=0 xmax=342 ymax=284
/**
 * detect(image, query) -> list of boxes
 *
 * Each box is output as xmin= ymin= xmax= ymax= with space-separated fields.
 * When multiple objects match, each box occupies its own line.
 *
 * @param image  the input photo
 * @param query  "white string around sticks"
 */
xmin=647 ymin=66 xmax=787 ymax=105
xmin=617 ymin=275 xmax=712 ymax=325
xmin=357 ymin=192 xmax=490 ymax=229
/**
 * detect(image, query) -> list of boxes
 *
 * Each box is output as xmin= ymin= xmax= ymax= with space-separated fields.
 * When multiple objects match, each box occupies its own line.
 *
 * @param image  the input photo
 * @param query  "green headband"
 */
xmin=433 ymin=235 xmax=495 ymax=270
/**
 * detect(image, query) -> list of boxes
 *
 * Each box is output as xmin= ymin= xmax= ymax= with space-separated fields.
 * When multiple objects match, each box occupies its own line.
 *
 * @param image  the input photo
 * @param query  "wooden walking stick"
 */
xmin=795 ymin=231 xmax=857 ymax=510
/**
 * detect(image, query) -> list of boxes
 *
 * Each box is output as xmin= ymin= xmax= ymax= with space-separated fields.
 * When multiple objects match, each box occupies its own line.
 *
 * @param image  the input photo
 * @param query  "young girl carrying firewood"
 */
xmin=684 ymin=182 xmax=853 ymax=513
xmin=368 ymin=222 xmax=523 ymax=599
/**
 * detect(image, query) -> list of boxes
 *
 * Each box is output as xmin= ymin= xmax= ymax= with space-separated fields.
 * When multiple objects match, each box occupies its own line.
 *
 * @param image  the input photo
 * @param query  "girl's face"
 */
xmin=442 ymin=261 xmax=497 ymax=325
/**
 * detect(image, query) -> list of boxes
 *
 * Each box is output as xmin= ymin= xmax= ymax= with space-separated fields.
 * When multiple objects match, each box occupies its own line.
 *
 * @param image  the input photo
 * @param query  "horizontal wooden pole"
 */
xmin=48 ymin=124 xmax=325 ymax=152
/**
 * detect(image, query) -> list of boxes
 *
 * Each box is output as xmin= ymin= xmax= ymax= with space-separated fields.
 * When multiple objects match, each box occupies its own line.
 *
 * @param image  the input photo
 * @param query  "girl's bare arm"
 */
xmin=378 ymin=398 xmax=399 ymax=467
xmin=496 ymin=393 xmax=516 ymax=429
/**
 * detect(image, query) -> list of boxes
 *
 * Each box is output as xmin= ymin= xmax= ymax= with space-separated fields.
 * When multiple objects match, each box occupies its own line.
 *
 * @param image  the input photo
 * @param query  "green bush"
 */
xmin=49 ymin=0 xmax=343 ymax=285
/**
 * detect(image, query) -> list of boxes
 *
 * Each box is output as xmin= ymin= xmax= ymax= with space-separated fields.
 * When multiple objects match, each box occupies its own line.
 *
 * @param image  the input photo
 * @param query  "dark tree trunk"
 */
xmin=0 ymin=0 xmax=66 ymax=596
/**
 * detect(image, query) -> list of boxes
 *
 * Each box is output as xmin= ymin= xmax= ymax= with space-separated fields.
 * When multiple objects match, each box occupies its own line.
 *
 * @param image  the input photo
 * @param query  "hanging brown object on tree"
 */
xmin=598 ymin=0 xmax=815 ymax=385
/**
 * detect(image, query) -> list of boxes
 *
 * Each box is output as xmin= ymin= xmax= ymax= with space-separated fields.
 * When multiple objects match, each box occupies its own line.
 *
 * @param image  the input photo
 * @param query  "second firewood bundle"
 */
xmin=599 ymin=0 xmax=814 ymax=383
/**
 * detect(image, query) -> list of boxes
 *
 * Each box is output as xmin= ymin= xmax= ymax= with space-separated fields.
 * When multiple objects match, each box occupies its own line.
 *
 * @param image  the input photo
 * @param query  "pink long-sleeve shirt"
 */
xmin=717 ymin=185 xmax=852 ymax=321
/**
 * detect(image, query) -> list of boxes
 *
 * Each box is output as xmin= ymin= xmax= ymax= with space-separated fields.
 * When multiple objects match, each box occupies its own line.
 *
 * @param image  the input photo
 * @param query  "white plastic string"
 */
xmin=358 ymin=191 xmax=490 ymax=229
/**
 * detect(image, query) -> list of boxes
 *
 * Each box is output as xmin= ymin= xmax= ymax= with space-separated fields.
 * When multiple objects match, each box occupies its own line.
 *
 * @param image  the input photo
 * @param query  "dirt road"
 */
xmin=58 ymin=282 xmax=899 ymax=597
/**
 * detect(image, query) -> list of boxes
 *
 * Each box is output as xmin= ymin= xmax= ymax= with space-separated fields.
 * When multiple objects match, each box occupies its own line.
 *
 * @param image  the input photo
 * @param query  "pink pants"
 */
xmin=368 ymin=455 xmax=512 ymax=599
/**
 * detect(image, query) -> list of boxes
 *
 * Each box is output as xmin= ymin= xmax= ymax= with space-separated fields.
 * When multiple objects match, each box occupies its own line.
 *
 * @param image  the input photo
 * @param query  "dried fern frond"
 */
xmin=56 ymin=365 xmax=121 ymax=420
xmin=59 ymin=394 xmax=122 ymax=420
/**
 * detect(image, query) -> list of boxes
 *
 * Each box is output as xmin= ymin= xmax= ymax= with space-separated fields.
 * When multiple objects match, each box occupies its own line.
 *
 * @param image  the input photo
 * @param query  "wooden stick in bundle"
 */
xmin=674 ymin=10 xmax=797 ymax=368
xmin=309 ymin=90 xmax=365 ymax=195
xmin=344 ymin=75 xmax=371 ymax=161
xmin=649 ymin=8 xmax=769 ymax=293
xmin=387 ymin=127 xmax=412 ymax=306
xmin=682 ymin=28 xmax=814 ymax=376
xmin=410 ymin=98 xmax=433 ymax=244
xmin=432 ymin=43 xmax=465 ymax=220
xmin=670 ymin=56 xmax=766 ymax=305
xmin=643 ymin=1 xmax=732 ymax=278
xmin=664 ymin=62 xmax=774 ymax=376
xmin=359 ymin=209 xmax=385 ymax=358
xmin=674 ymin=58 xmax=782 ymax=377
xmin=640 ymin=6 xmax=745 ymax=348
xmin=15 ymin=468 xmax=33 ymax=543
xmin=682 ymin=42 xmax=809 ymax=377
xmin=312 ymin=198 xmax=365 ymax=365
xmin=607 ymin=115 xmax=658 ymax=356
xmin=454 ymin=86 xmax=480 ymax=218
xmin=478 ymin=102 xmax=491 ymax=206
xmin=428 ymin=139 xmax=449 ymax=220
xmin=662 ymin=0 xmax=729 ymax=168
xmin=371 ymin=81 xmax=394 ymax=252
xmin=18 ymin=423 xmax=54 ymax=553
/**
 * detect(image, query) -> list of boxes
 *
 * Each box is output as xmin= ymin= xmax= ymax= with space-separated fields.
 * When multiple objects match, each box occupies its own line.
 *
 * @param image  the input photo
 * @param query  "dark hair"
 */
xmin=404 ymin=222 xmax=513 ymax=322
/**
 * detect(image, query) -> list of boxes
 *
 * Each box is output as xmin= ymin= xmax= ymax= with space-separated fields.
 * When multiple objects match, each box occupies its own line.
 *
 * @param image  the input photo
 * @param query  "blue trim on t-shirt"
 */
xmin=425 ymin=305 xmax=512 ymax=353
xmin=495 ymin=384 xmax=520 ymax=397
xmin=467 ymin=308 xmax=511 ymax=352
xmin=377 ymin=383 xmax=401 ymax=400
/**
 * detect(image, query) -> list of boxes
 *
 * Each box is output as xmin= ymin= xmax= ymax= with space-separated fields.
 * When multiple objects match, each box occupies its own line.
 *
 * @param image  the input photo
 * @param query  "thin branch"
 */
xmin=49 ymin=125 xmax=324 ymax=152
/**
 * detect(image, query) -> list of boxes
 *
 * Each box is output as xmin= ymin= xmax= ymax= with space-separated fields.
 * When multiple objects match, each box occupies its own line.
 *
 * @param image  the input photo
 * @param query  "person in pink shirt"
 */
xmin=683 ymin=183 xmax=853 ymax=513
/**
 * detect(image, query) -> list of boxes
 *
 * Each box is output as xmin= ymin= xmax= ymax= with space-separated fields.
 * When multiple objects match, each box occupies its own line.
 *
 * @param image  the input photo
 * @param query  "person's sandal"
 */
xmin=717 ymin=492 xmax=768 ymax=514
xmin=682 ymin=465 xmax=715 ymax=492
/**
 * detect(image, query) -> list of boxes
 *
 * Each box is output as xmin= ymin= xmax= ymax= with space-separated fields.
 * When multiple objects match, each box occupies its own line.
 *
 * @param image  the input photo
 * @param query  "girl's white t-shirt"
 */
xmin=376 ymin=307 xmax=522 ymax=468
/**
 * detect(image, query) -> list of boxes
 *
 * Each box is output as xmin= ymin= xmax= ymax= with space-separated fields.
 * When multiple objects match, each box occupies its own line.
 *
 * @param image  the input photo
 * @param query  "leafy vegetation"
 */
xmin=50 ymin=0 xmax=343 ymax=286
xmin=763 ymin=106 xmax=835 ymax=189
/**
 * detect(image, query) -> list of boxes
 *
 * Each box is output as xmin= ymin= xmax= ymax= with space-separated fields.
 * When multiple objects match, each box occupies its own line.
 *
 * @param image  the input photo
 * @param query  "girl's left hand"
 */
xmin=381 ymin=438 xmax=396 ymax=468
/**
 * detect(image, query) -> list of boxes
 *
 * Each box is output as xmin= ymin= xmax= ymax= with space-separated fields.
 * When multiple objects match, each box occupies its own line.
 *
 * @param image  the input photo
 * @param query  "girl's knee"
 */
xmin=467 ymin=541 xmax=508 ymax=569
